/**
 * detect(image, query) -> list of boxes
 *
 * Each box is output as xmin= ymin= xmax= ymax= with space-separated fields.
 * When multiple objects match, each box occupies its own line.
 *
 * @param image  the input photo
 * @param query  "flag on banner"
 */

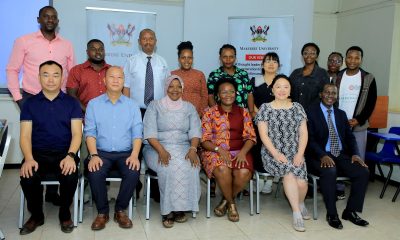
xmin=86 ymin=7 xmax=156 ymax=67
xmin=228 ymin=16 xmax=293 ymax=79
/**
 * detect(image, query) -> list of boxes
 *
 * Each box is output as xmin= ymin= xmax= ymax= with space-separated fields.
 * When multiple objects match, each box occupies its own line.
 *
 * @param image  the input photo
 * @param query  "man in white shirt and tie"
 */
xmin=123 ymin=28 xmax=169 ymax=202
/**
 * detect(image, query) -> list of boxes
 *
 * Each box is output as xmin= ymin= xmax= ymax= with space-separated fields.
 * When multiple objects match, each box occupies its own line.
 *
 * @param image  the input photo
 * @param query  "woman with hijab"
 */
xmin=143 ymin=75 xmax=202 ymax=228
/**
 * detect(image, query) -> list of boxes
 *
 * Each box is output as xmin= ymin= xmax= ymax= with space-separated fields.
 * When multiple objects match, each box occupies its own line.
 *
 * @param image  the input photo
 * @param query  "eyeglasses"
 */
xmin=302 ymin=51 xmax=317 ymax=57
xmin=328 ymin=59 xmax=342 ymax=64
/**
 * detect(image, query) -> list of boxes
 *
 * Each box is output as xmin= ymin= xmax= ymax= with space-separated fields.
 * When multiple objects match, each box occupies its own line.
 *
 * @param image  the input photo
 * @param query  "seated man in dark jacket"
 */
xmin=306 ymin=83 xmax=369 ymax=229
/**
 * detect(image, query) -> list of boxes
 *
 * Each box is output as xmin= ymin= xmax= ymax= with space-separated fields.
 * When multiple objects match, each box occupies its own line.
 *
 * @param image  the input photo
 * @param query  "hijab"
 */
xmin=160 ymin=75 xmax=184 ymax=111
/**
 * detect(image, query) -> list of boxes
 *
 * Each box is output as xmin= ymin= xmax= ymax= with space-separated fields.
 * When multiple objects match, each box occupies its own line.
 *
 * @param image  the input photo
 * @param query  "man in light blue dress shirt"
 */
xmin=84 ymin=66 xmax=143 ymax=231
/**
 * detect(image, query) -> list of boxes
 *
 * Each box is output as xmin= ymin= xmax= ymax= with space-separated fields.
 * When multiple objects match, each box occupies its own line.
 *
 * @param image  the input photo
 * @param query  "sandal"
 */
xmin=293 ymin=217 xmax=305 ymax=232
xmin=300 ymin=205 xmax=311 ymax=220
xmin=174 ymin=211 xmax=188 ymax=223
xmin=214 ymin=199 xmax=228 ymax=217
xmin=162 ymin=213 xmax=174 ymax=228
xmin=227 ymin=203 xmax=239 ymax=222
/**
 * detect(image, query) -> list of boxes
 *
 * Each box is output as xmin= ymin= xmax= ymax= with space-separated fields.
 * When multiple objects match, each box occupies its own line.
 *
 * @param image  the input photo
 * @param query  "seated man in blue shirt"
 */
xmin=84 ymin=66 xmax=142 ymax=231
xmin=306 ymin=83 xmax=369 ymax=230
xmin=19 ymin=60 xmax=83 ymax=235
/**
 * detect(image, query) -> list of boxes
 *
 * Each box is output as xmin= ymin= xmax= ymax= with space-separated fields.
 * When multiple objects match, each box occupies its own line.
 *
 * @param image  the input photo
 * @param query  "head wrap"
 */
xmin=160 ymin=75 xmax=184 ymax=111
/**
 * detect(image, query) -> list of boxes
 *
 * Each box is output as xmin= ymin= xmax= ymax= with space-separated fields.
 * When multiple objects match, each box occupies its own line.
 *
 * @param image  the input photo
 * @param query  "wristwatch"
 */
xmin=67 ymin=152 xmax=76 ymax=159
xmin=89 ymin=153 xmax=99 ymax=160
xmin=214 ymin=146 xmax=219 ymax=152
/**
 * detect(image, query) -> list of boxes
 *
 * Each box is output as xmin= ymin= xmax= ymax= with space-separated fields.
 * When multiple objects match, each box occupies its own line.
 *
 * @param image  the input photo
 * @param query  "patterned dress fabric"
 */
xmin=171 ymin=68 xmax=208 ymax=116
xmin=207 ymin=66 xmax=252 ymax=108
xmin=201 ymin=105 xmax=256 ymax=178
xmin=143 ymin=100 xmax=202 ymax=215
xmin=254 ymin=102 xmax=308 ymax=180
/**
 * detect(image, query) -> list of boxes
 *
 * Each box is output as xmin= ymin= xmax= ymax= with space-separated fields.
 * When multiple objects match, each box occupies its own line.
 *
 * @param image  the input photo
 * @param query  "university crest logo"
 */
xmin=250 ymin=25 xmax=270 ymax=42
xmin=107 ymin=23 xmax=135 ymax=46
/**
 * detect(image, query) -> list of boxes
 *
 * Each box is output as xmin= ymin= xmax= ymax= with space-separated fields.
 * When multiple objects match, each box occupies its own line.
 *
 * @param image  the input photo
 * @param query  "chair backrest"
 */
xmin=379 ymin=127 xmax=400 ymax=157
xmin=389 ymin=127 xmax=400 ymax=136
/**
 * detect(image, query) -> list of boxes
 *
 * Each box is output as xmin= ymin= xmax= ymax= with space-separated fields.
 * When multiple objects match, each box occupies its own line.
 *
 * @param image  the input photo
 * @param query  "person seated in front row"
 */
xmin=306 ymin=83 xmax=369 ymax=229
xmin=201 ymin=78 xmax=256 ymax=222
xmin=19 ymin=60 xmax=82 ymax=235
xmin=84 ymin=66 xmax=142 ymax=231
xmin=143 ymin=75 xmax=202 ymax=228
xmin=254 ymin=74 xmax=310 ymax=232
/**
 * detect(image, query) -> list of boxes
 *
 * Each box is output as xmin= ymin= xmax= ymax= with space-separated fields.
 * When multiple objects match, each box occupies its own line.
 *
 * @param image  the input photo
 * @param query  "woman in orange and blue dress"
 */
xmin=201 ymin=78 xmax=256 ymax=222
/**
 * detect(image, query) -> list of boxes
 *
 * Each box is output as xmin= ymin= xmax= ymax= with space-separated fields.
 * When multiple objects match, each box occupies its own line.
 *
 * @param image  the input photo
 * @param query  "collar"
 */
xmin=320 ymin=102 xmax=334 ymax=114
xmin=82 ymin=60 xmax=110 ymax=71
xmin=218 ymin=66 xmax=239 ymax=75
xmin=103 ymin=93 xmax=124 ymax=104
xmin=37 ymin=90 xmax=64 ymax=101
xmin=35 ymin=30 xmax=61 ymax=41
xmin=140 ymin=51 xmax=155 ymax=59
xmin=217 ymin=104 xmax=241 ymax=115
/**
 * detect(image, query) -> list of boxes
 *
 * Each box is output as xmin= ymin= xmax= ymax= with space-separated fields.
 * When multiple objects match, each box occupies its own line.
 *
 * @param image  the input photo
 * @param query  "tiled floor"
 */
xmin=0 ymin=169 xmax=399 ymax=240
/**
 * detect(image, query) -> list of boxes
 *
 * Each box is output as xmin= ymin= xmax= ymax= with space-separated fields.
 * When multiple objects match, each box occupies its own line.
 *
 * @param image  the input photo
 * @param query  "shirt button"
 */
xmin=300 ymin=93 xmax=303 ymax=95
xmin=302 ymin=83 xmax=304 ymax=85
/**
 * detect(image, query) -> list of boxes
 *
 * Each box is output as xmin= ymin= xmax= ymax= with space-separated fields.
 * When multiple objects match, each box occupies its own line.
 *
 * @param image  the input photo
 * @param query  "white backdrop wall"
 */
xmin=53 ymin=0 xmax=184 ymax=70
xmin=183 ymin=0 xmax=314 ymax=76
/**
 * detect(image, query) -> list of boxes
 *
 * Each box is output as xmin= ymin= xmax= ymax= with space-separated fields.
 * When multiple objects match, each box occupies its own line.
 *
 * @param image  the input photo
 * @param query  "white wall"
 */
xmin=335 ymin=1 xmax=395 ymax=96
xmin=183 ymin=0 xmax=315 ymax=75
xmin=53 ymin=0 xmax=184 ymax=70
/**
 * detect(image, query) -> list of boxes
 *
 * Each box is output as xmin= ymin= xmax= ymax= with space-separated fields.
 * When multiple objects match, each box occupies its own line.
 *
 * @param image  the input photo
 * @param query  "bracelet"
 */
xmin=189 ymin=146 xmax=198 ymax=152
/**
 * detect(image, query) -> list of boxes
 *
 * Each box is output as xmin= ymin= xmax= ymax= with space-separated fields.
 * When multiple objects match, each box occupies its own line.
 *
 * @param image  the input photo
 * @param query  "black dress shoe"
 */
xmin=326 ymin=214 xmax=343 ymax=229
xmin=342 ymin=210 xmax=369 ymax=226
xmin=20 ymin=217 xmax=44 ymax=235
xmin=60 ymin=219 xmax=74 ymax=233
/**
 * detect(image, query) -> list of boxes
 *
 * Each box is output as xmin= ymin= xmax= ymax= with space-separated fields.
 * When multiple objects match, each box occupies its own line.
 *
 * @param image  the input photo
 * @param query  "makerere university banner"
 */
xmin=228 ymin=16 xmax=293 ymax=79
xmin=86 ymin=7 xmax=156 ymax=67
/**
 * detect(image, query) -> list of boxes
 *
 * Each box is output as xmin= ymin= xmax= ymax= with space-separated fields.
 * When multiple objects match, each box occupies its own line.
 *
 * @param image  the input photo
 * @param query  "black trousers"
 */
xmin=85 ymin=150 xmax=139 ymax=214
xmin=20 ymin=150 xmax=79 ymax=222
xmin=307 ymin=153 xmax=369 ymax=216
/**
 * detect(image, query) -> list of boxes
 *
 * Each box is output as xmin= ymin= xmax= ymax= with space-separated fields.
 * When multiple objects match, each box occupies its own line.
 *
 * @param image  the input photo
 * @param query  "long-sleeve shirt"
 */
xmin=6 ymin=31 xmax=75 ymax=101
xmin=84 ymin=94 xmax=143 ymax=152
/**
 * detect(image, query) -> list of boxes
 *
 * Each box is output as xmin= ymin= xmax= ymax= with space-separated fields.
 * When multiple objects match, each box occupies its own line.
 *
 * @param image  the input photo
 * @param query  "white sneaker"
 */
xmin=261 ymin=180 xmax=272 ymax=194
xmin=253 ymin=181 xmax=265 ymax=193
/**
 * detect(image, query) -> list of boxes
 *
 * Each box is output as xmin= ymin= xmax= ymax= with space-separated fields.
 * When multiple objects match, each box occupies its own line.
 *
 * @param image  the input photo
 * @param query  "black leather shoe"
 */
xmin=326 ymin=214 xmax=343 ymax=229
xmin=60 ymin=219 xmax=74 ymax=233
xmin=342 ymin=210 xmax=369 ymax=226
xmin=20 ymin=217 xmax=44 ymax=235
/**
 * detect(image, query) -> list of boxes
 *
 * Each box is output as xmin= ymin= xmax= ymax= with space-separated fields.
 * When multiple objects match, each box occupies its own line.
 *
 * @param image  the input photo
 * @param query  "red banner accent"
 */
xmin=245 ymin=54 xmax=264 ymax=61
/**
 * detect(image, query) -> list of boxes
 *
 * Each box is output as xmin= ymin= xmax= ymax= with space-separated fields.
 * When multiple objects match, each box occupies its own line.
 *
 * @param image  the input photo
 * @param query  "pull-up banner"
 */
xmin=228 ymin=16 xmax=293 ymax=79
xmin=86 ymin=7 xmax=156 ymax=67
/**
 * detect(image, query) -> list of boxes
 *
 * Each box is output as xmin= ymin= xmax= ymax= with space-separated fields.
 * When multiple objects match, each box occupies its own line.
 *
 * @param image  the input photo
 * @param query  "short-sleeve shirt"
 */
xmin=20 ymin=91 xmax=83 ymax=151
xmin=66 ymin=60 xmax=110 ymax=108
xmin=207 ymin=66 xmax=252 ymax=108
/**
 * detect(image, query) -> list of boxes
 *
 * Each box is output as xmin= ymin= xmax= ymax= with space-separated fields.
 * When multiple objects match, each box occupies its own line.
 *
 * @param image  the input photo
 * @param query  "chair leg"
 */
xmin=79 ymin=177 xmax=84 ymax=223
xmin=73 ymin=183 xmax=79 ymax=227
xmin=275 ymin=179 xmax=282 ymax=198
xmin=392 ymin=185 xmax=400 ymax=202
xmin=192 ymin=211 xmax=196 ymax=218
xmin=256 ymin=172 xmax=260 ymax=214
xmin=380 ymin=164 xmax=393 ymax=199
xmin=19 ymin=188 xmax=25 ymax=229
xmin=206 ymin=178 xmax=211 ymax=218
xmin=133 ymin=190 xmax=137 ymax=208
xmin=145 ymin=175 xmax=151 ymax=220
xmin=312 ymin=177 xmax=318 ymax=220
xmin=249 ymin=179 xmax=254 ymax=216
xmin=128 ymin=197 xmax=133 ymax=220
xmin=377 ymin=163 xmax=384 ymax=178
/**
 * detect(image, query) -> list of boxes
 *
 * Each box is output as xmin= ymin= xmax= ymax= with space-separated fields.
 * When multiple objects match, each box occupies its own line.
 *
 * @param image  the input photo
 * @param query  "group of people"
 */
xmin=7 ymin=5 xmax=377 ymax=235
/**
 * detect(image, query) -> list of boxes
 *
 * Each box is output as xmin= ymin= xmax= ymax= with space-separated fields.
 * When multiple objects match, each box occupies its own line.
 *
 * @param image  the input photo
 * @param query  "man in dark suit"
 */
xmin=306 ymin=83 xmax=369 ymax=229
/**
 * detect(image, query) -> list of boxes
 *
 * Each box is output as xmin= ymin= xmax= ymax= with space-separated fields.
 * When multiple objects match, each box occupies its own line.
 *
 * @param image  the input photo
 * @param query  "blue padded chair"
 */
xmin=366 ymin=127 xmax=400 ymax=202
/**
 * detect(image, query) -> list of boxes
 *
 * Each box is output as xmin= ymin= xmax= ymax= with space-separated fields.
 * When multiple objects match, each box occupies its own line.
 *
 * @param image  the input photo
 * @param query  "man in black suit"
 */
xmin=306 ymin=83 xmax=369 ymax=229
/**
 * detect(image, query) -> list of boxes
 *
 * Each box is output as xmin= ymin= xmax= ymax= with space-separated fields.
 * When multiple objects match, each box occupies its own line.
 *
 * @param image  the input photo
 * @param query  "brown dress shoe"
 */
xmin=91 ymin=214 xmax=109 ymax=231
xmin=60 ymin=219 xmax=74 ymax=233
xmin=20 ymin=217 xmax=44 ymax=235
xmin=114 ymin=211 xmax=132 ymax=228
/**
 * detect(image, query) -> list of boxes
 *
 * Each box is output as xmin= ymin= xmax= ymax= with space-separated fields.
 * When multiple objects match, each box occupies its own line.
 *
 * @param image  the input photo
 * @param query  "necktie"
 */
xmin=327 ymin=109 xmax=340 ymax=157
xmin=144 ymin=56 xmax=154 ymax=106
